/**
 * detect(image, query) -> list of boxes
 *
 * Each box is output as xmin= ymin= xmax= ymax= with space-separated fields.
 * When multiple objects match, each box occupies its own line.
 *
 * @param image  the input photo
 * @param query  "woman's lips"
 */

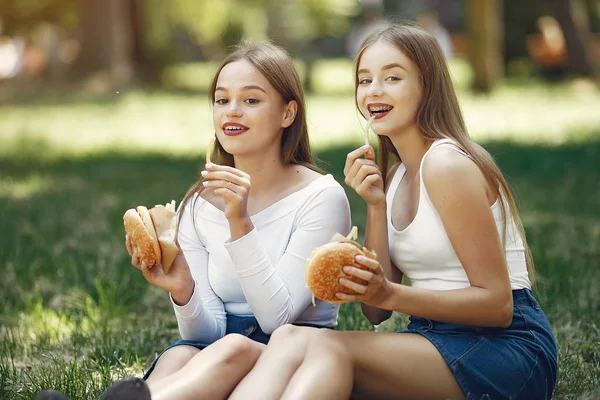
xmin=369 ymin=110 xmax=392 ymax=119
xmin=367 ymin=103 xmax=393 ymax=119
xmin=222 ymin=123 xmax=249 ymax=136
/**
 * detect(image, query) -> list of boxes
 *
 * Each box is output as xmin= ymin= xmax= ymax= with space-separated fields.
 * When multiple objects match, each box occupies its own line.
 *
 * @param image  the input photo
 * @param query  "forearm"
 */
xmin=171 ymin=282 xmax=227 ymax=342
xmin=364 ymin=205 xmax=392 ymax=277
xmin=380 ymin=283 xmax=514 ymax=328
xmin=362 ymin=205 xmax=395 ymax=324
xmin=226 ymin=229 xmax=302 ymax=333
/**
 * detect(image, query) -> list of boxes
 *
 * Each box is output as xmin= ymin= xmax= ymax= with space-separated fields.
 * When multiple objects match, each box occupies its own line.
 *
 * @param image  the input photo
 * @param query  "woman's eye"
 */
xmin=386 ymin=76 xmax=401 ymax=82
xmin=245 ymin=98 xmax=259 ymax=104
xmin=215 ymin=98 xmax=228 ymax=105
xmin=359 ymin=78 xmax=372 ymax=85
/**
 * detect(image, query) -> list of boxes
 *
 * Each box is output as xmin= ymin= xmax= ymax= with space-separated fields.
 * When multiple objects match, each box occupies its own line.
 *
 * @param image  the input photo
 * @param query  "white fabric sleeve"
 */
xmin=224 ymin=186 xmax=351 ymax=333
xmin=170 ymin=199 xmax=227 ymax=342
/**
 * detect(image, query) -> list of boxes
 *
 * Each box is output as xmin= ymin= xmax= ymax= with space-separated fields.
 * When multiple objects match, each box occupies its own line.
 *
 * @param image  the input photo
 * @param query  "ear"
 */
xmin=281 ymin=100 xmax=298 ymax=129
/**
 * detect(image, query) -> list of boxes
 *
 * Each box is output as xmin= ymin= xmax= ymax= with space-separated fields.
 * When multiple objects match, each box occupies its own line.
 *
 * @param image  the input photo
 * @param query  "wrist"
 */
xmin=229 ymin=216 xmax=254 ymax=241
xmin=171 ymin=279 xmax=194 ymax=306
xmin=377 ymin=280 xmax=399 ymax=310
xmin=367 ymin=203 xmax=387 ymax=214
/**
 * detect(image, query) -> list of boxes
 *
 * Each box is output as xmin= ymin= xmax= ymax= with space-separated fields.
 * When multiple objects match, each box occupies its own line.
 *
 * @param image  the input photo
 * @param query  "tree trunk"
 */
xmin=551 ymin=0 xmax=595 ymax=77
xmin=72 ymin=0 xmax=134 ymax=86
xmin=467 ymin=0 xmax=504 ymax=92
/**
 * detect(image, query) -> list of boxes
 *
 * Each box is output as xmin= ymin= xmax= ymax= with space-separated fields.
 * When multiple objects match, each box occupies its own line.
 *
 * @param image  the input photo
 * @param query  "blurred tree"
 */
xmin=467 ymin=0 xmax=504 ymax=92
xmin=502 ymin=0 xmax=545 ymax=65
xmin=71 ymin=0 xmax=136 ymax=86
xmin=551 ymin=0 xmax=596 ymax=77
xmin=0 ymin=0 xmax=78 ymax=35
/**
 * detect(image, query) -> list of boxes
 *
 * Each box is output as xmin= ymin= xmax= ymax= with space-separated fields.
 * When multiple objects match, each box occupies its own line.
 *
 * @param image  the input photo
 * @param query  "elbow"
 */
xmin=496 ymin=294 xmax=514 ymax=328
xmin=362 ymin=304 xmax=392 ymax=326
xmin=260 ymin=316 xmax=289 ymax=335
xmin=262 ymin=324 xmax=277 ymax=335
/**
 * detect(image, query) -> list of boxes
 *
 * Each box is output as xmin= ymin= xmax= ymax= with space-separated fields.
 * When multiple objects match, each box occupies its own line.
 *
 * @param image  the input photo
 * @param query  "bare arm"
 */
xmin=362 ymin=161 xmax=405 ymax=324
xmin=380 ymin=148 xmax=513 ymax=327
xmin=344 ymin=147 xmax=403 ymax=324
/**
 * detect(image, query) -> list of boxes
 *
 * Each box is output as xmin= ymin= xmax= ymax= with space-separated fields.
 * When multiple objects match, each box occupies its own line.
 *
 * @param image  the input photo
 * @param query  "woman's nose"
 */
xmin=367 ymin=80 xmax=383 ymax=97
xmin=226 ymin=101 xmax=243 ymax=118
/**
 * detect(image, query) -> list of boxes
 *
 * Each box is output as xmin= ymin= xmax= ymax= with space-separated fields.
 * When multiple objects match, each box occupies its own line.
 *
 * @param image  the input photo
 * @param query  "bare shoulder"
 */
xmin=422 ymin=147 xmax=489 ymax=205
xmin=286 ymin=164 xmax=326 ymax=192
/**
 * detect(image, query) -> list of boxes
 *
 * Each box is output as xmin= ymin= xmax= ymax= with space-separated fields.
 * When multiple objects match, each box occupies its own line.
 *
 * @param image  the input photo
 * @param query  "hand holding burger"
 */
xmin=123 ymin=200 xmax=179 ymax=273
xmin=124 ymin=201 xmax=195 ymax=304
xmin=306 ymin=227 xmax=386 ymax=305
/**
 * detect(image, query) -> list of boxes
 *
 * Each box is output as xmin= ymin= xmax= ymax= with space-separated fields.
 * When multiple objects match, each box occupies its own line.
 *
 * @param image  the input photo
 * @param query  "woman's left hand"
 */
xmin=336 ymin=255 xmax=391 ymax=307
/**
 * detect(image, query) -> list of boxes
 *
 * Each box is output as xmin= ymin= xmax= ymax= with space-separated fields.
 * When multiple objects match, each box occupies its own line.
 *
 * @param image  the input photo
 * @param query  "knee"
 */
xmin=270 ymin=324 xmax=318 ymax=345
xmin=218 ymin=334 xmax=264 ymax=364
xmin=155 ymin=345 xmax=200 ymax=371
xmin=308 ymin=331 xmax=351 ymax=365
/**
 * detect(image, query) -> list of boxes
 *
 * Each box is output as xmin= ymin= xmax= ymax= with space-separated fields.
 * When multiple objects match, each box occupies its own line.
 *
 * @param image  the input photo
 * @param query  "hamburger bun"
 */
xmin=306 ymin=234 xmax=377 ymax=304
xmin=123 ymin=200 xmax=179 ymax=273
xmin=123 ymin=208 xmax=160 ymax=268
xmin=137 ymin=206 xmax=161 ymax=265
xmin=149 ymin=200 xmax=179 ymax=273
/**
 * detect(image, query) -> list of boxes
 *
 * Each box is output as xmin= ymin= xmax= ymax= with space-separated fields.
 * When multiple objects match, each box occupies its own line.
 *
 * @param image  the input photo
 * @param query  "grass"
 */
xmin=1 ymin=80 xmax=599 ymax=399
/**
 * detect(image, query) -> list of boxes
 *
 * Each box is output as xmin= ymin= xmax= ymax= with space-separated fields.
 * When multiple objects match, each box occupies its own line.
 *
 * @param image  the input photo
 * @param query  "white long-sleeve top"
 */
xmin=171 ymin=174 xmax=351 ymax=343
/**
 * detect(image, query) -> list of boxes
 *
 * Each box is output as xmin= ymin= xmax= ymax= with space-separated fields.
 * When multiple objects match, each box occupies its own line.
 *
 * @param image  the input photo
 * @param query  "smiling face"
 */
xmin=213 ymin=59 xmax=295 ymax=158
xmin=356 ymin=40 xmax=423 ymax=138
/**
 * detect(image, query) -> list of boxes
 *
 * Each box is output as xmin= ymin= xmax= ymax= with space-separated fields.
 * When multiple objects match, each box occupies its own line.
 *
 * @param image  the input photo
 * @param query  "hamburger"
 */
xmin=123 ymin=200 xmax=179 ymax=273
xmin=305 ymin=228 xmax=377 ymax=304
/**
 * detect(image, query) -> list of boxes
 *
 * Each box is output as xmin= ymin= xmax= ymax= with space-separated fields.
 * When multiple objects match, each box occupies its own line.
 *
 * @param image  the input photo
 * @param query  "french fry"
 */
xmin=364 ymin=115 xmax=376 ymax=147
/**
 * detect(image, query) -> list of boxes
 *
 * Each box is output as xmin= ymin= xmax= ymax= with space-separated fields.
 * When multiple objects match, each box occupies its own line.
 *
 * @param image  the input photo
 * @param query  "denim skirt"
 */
xmin=399 ymin=289 xmax=557 ymax=400
xmin=143 ymin=315 xmax=330 ymax=380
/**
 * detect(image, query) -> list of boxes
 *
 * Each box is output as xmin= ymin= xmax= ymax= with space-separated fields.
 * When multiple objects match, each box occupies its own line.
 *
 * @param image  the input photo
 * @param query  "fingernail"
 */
xmin=339 ymin=278 xmax=347 ymax=284
xmin=201 ymin=170 xmax=208 ymax=176
xmin=343 ymin=266 xmax=351 ymax=273
xmin=205 ymin=163 xmax=213 ymax=169
xmin=355 ymin=255 xmax=363 ymax=262
xmin=202 ymin=181 xmax=208 ymax=186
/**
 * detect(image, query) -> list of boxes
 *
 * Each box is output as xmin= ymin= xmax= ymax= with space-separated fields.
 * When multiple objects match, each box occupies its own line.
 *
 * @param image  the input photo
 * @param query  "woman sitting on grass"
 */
xmin=38 ymin=41 xmax=350 ymax=400
xmin=227 ymin=22 xmax=558 ymax=400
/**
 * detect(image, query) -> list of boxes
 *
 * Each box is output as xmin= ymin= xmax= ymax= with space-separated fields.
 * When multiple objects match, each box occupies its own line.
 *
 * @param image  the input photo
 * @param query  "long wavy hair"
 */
xmin=355 ymin=22 xmax=535 ymax=284
xmin=178 ymin=41 xmax=319 ymax=226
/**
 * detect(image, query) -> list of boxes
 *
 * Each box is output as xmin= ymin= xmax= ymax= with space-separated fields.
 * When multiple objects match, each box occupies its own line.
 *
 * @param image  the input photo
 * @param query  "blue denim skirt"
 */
xmin=399 ymin=289 xmax=557 ymax=400
xmin=143 ymin=315 xmax=331 ymax=380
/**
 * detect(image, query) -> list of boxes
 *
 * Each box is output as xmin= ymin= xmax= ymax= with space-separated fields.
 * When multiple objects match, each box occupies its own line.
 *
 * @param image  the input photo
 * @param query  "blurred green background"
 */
xmin=1 ymin=0 xmax=599 ymax=399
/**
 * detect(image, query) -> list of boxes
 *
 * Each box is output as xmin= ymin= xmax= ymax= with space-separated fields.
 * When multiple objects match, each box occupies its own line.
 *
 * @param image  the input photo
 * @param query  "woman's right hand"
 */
xmin=344 ymin=145 xmax=385 ymax=207
xmin=125 ymin=235 xmax=194 ymax=305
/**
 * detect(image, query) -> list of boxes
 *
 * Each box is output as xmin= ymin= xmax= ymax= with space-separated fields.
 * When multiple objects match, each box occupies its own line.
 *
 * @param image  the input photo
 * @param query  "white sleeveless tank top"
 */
xmin=386 ymin=138 xmax=531 ymax=291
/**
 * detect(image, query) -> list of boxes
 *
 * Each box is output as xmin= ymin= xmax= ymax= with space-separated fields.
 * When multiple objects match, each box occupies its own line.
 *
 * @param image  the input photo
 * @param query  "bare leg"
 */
xmin=145 ymin=345 xmax=200 ymax=386
xmin=149 ymin=334 xmax=265 ymax=400
xmin=284 ymin=330 xmax=464 ymax=400
xmin=233 ymin=329 xmax=464 ymax=400
xmin=229 ymin=325 xmax=320 ymax=400
xmin=281 ymin=331 xmax=353 ymax=400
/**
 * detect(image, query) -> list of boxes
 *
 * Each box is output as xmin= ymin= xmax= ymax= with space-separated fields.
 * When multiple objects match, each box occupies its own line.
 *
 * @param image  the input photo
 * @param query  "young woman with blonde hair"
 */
xmin=228 ymin=22 xmax=558 ymax=400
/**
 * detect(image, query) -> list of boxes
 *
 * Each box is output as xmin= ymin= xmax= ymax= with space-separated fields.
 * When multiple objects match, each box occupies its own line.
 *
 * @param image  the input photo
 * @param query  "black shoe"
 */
xmin=99 ymin=377 xmax=151 ymax=400
xmin=36 ymin=390 xmax=69 ymax=400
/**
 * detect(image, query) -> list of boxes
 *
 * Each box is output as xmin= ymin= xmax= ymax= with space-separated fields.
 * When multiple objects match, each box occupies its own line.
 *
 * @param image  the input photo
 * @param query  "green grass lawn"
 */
xmin=1 ymin=82 xmax=599 ymax=399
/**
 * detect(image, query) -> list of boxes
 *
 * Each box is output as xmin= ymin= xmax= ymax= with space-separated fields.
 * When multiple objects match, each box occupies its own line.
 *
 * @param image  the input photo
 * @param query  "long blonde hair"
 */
xmin=355 ymin=22 xmax=535 ymax=284
xmin=178 ymin=41 xmax=319 ymax=226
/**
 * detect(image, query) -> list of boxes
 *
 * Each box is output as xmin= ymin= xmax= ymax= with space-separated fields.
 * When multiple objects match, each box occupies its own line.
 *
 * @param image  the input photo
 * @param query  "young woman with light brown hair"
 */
xmin=38 ymin=41 xmax=351 ymax=400
xmin=228 ymin=22 xmax=558 ymax=400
